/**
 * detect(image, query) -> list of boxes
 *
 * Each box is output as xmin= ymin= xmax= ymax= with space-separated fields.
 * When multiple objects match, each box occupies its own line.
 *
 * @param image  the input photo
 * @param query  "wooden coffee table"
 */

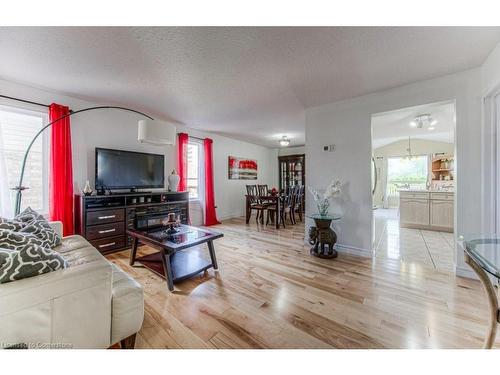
xmin=127 ymin=225 xmax=223 ymax=291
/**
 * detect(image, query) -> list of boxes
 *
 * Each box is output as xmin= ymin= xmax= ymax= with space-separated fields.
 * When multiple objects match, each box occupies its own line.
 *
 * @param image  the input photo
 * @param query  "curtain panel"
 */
xmin=49 ymin=103 xmax=74 ymax=235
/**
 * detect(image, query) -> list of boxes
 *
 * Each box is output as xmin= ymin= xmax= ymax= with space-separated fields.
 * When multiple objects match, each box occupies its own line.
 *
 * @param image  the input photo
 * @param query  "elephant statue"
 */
xmin=308 ymin=223 xmax=338 ymax=258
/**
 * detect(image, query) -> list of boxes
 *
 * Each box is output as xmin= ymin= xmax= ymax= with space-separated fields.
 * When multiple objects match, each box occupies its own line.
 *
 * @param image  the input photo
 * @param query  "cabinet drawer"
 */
xmin=90 ymin=235 xmax=125 ymax=253
xmin=86 ymin=209 xmax=125 ymax=225
xmin=400 ymin=191 xmax=429 ymax=199
xmin=430 ymin=192 xmax=454 ymax=201
xmin=86 ymin=222 xmax=124 ymax=240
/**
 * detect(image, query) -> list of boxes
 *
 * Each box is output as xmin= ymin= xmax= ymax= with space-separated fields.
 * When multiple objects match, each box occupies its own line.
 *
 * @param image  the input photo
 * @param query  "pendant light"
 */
xmin=279 ymin=136 xmax=290 ymax=147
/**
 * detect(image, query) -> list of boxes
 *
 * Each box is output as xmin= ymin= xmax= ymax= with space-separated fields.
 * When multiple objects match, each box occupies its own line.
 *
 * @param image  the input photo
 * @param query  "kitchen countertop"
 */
xmin=397 ymin=189 xmax=454 ymax=193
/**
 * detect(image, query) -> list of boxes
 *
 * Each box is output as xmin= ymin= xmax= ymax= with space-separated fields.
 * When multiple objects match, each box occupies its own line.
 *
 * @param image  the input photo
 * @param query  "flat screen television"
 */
xmin=95 ymin=148 xmax=165 ymax=190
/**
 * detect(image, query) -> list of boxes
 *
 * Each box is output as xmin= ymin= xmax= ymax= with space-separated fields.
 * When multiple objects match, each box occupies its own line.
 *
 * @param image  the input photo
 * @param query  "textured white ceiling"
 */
xmin=0 ymin=27 xmax=499 ymax=147
xmin=371 ymin=101 xmax=455 ymax=149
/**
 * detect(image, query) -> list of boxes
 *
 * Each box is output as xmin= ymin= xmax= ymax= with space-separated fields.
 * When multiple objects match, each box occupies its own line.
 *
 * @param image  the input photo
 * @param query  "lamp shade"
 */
xmin=138 ymin=119 xmax=176 ymax=146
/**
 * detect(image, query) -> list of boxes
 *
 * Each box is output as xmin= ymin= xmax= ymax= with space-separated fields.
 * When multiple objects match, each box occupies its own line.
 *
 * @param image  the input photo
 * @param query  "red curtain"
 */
xmin=49 ymin=103 xmax=74 ymax=236
xmin=177 ymin=133 xmax=188 ymax=192
xmin=204 ymin=138 xmax=220 ymax=226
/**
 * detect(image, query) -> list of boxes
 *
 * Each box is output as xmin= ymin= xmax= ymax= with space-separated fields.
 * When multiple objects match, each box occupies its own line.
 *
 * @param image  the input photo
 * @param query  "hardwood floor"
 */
xmin=106 ymin=217 xmax=499 ymax=349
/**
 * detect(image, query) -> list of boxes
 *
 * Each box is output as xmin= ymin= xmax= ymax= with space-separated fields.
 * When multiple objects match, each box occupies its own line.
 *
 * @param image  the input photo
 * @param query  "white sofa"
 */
xmin=0 ymin=221 xmax=144 ymax=349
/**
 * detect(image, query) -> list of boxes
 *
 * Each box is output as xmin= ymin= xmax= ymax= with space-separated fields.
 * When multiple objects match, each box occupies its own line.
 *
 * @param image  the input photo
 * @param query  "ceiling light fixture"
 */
xmin=410 ymin=114 xmax=437 ymax=130
xmin=279 ymin=136 xmax=290 ymax=147
xmin=405 ymin=136 xmax=414 ymax=160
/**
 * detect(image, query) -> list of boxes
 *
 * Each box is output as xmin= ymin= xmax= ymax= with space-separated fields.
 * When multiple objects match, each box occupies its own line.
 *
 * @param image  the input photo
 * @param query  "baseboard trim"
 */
xmin=335 ymin=243 xmax=373 ymax=258
xmin=218 ymin=213 xmax=245 ymax=221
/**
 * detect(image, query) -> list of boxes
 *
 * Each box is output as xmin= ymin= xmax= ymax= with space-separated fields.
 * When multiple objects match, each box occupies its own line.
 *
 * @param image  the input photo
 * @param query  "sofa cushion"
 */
xmin=0 ymin=243 xmax=68 ymax=284
xmin=53 ymin=235 xmax=108 ymax=267
xmin=110 ymin=262 xmax=144 ymax=345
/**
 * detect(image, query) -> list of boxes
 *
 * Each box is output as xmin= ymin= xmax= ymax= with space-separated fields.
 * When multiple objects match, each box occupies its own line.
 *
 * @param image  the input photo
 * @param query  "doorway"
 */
xmin=371 ymin=101 xmax=456 ymax=273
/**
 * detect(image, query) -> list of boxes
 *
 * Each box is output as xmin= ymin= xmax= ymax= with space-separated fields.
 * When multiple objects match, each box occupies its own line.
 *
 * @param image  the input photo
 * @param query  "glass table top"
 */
xmin=307 ymin=213 xmax=342 ymax=221
xmin=460 ymin=235 xmax=500 ymax=279
xmin=148 ymin=225 xmax=213 ymax=245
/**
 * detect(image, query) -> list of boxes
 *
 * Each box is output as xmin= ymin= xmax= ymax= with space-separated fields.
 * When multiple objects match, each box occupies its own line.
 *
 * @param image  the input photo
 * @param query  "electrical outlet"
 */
xmin=323 ymin=144 xmax=335 ymax=152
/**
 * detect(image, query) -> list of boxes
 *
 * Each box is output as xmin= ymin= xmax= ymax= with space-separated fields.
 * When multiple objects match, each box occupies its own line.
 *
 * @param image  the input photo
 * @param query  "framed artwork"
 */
xmin=228 ymin=156 xmax=258 ymax=180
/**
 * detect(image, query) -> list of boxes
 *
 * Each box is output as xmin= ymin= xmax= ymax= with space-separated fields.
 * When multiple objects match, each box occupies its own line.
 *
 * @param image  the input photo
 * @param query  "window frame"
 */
xmin=0 ymin=103 xmax=50 ymax=214
xmin=186 ymin=139 xmax=204 ymax=201
xmin=386 ymin=154 xmax=429 ymax=196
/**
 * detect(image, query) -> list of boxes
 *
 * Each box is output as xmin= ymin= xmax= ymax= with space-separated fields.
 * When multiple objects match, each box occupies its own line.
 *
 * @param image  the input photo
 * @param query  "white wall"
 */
xmin=0 ymin=79 xmax=278 ymax=224
xmin=305 ymin=69 xmax=482 ymax=269
xmin=277 ymin=146 xmax=305 ymax=156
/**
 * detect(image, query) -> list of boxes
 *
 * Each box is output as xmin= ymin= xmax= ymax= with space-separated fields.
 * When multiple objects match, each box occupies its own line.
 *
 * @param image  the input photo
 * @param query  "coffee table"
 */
xmin=127 ymin=225 xmax=223 ymax=291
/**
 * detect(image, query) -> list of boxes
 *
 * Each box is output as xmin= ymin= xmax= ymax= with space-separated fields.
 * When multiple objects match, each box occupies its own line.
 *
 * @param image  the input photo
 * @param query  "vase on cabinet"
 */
xmin=168 ymin=169 xmax=180 ymax=192
xmin=83 ymin=180 xmax=93 ymax=196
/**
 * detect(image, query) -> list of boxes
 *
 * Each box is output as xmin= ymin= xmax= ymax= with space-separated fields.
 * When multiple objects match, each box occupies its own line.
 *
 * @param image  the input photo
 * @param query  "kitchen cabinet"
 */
xmin=399 ymin=191 xmax=453 ymax=232
xmin=400 ymin=198 xmax=430 ymax=226
xmin=430 ymin=198 xmax=454 ymax=231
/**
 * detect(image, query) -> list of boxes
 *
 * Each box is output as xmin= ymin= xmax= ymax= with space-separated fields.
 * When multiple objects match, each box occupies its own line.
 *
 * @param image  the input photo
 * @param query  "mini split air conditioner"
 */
xmin=138 ymin=119 xmax=177 ymax=146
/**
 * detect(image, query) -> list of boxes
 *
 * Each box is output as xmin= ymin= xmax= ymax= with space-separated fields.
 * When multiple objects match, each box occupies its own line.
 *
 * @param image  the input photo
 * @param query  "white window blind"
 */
xmin=0 ymin=105 xmax=49 ymax=216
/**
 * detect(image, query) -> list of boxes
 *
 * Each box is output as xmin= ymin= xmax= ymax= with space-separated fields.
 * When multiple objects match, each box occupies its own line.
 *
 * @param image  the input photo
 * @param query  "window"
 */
xmin=386 ymin=155 xmax=428 ymax=198
xmin=187 ymin=141 xmax=202 ymax=199
xmin=0 ymin=105 xmax=49 ymax=215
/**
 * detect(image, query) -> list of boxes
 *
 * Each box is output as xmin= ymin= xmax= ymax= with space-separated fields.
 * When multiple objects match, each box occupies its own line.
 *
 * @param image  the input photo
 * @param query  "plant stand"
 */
xmin=307 ymin=214 xmax=341 ymax=259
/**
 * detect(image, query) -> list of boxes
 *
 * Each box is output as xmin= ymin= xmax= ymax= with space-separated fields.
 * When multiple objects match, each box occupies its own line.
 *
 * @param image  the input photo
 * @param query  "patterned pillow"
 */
xmin=19 ymin=219 xmax=61 ymax=248
xmin=0 ymin=217 xmax=25 ymax=231
xmin=0 ymin=228 xmax=48 ymax=250
xmin=0 ymin=248 xmax=12 ymax=268
xmin=0 ymin=244 xmax=68 ymax=284
xmin=14 ymin=207 xmax=61 ymax=248
xmin=15 ymin=207 xmax=44 ymax=223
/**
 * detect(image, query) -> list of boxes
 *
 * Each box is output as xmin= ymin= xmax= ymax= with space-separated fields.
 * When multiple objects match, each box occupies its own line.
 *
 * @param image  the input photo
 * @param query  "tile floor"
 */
xmin=373 ymin=208 xmax=455 ymax=272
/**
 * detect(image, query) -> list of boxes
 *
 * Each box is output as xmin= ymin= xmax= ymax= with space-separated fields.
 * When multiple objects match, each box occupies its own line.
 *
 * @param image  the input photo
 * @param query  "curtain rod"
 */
xmin=178 ymin=132 xmax=205 ymax=141
xmin=0 ymin=94 xmax=52 ymax=110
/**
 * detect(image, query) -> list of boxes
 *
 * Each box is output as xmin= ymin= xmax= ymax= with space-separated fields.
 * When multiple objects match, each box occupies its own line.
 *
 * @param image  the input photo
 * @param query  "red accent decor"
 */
xmin=177 ymin=133 xmax=189 ymax=192
xmin=204 ymin=138 xmax=220 ymax=226
xmin=49 ymin=103 xmax=74 ymax=236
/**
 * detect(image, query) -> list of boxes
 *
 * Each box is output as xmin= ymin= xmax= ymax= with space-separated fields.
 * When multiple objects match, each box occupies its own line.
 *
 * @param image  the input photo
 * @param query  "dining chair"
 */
xmin=292 ymin=185 xmax=304 ymax=222
xmin=246 ymin=184 xmax=267 ymax=224
xmin=257 ymin=184 xmax=269 ymax=196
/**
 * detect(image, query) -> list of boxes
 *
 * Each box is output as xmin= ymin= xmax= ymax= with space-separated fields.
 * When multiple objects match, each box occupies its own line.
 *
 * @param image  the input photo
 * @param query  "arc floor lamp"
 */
xmin=0 ymin=95 xmax=176 ymax=215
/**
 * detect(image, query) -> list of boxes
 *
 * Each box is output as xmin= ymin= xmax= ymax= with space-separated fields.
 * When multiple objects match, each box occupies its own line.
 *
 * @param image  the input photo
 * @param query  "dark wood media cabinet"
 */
xmin=75 ymin=191 xmax=189 ymax=254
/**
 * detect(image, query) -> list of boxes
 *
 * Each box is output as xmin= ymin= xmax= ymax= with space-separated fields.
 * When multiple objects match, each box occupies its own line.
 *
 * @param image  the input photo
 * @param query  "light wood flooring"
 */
xmin=106 ymin=217 xmax=499 ymax=349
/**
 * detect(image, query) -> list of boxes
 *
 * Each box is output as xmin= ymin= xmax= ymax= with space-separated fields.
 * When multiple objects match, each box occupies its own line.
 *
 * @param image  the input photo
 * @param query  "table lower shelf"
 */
xmin=135 ymin=249 xmax=214 ymax=283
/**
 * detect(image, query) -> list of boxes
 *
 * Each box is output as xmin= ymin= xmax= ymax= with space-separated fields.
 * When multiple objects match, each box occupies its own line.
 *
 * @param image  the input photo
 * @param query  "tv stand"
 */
xmin=75 ymin=190 xmax=189 ymax=254
xmin=109 ymin=190 xmax=152 ymax=195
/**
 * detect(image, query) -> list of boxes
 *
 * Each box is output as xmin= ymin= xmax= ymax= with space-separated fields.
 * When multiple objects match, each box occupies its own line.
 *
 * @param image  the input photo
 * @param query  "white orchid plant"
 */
xmin=308 ymin=179 xmax=342 ymax=216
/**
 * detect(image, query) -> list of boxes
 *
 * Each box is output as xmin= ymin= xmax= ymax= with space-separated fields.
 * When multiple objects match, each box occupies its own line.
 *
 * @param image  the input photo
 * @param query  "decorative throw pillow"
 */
xmin=0 ymin=228 xmax=48 ymax=250
xmin=0 ymin=217 xmax=25 ymax=231
xmin=15 ymin=207 xmax=44 ymax=223
xmin=20 ymin=219 xmax=61 ymax=248
xmin=15 ymin=207 xmax=61 ymax=248
xmin=0 ymin=244 xmax=68 ymax=284
xmin=0 ymin=248 xmax=13 ymax=268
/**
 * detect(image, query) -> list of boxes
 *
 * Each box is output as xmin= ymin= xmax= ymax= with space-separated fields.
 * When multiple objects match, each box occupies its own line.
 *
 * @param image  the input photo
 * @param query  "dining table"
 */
xmin=245 ymin=194 xmax=282 ymax=229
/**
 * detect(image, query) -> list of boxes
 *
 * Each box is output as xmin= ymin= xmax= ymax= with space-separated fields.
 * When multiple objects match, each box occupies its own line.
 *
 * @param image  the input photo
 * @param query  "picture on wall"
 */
xmin=228 ymin=156 xmax=258 ymax=180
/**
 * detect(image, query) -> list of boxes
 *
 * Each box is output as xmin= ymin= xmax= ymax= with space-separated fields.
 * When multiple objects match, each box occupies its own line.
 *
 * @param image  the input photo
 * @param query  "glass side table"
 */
xmin=460 ymin=235 xmax=500 ymax=348
xmin=307 ymin=214 xmax=342 ymax=259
